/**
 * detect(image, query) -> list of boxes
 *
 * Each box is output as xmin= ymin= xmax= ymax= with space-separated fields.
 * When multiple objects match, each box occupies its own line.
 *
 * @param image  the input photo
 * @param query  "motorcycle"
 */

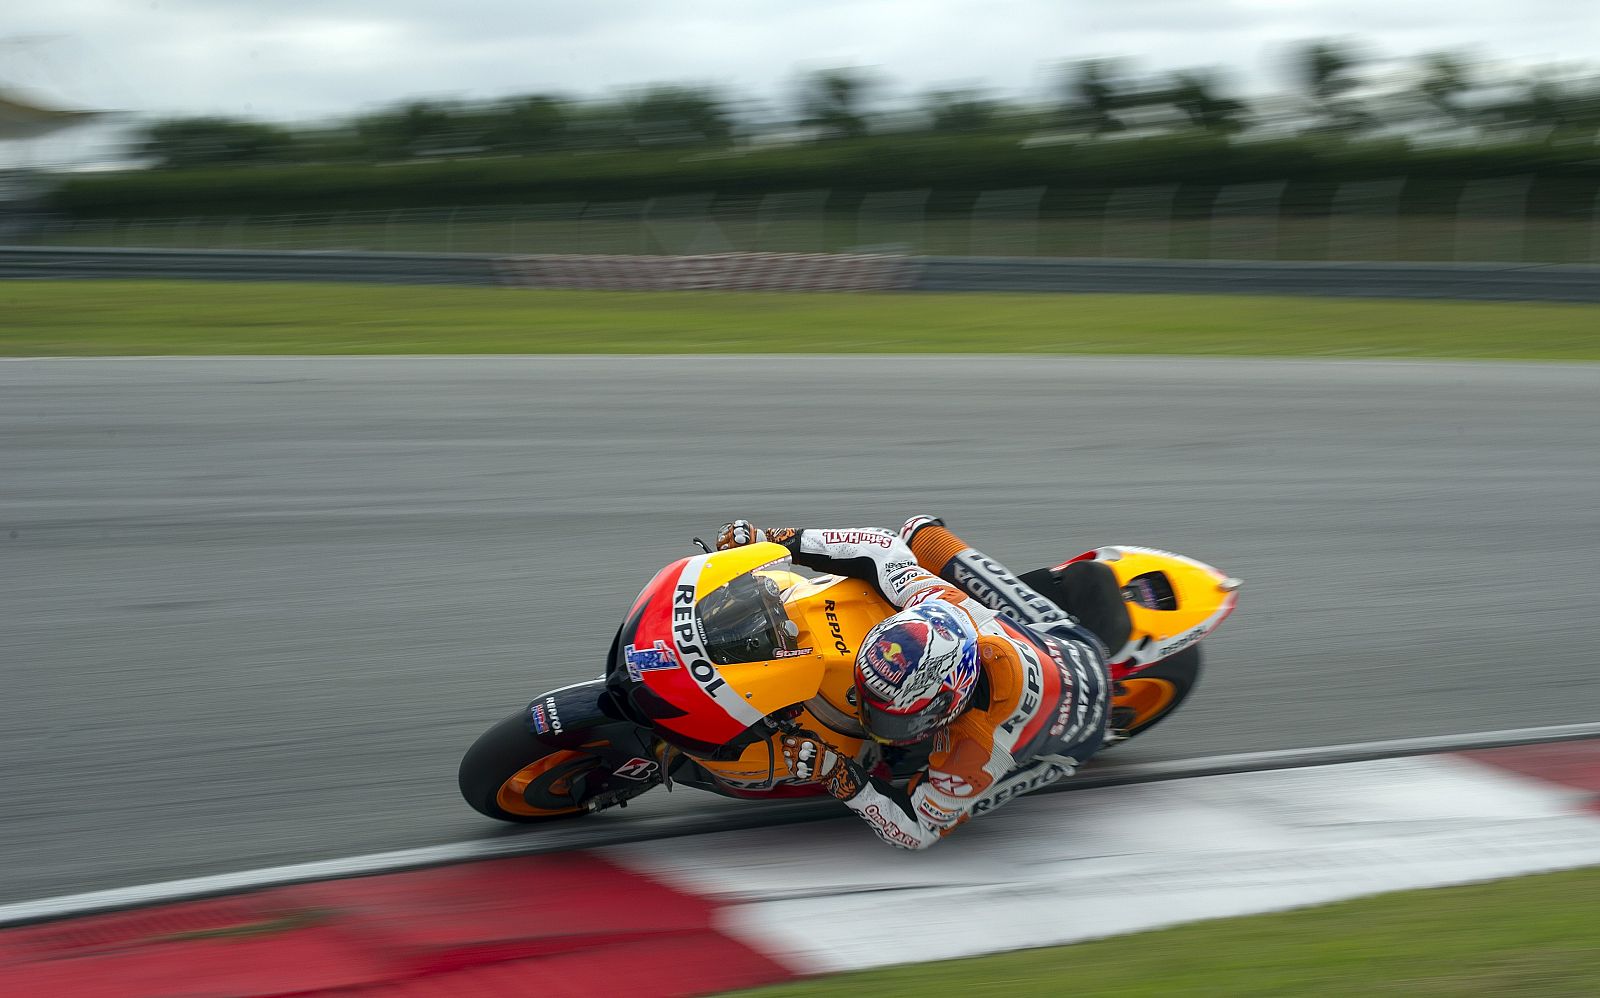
xmin=459 ymin=539 xmax=1240 ymax=822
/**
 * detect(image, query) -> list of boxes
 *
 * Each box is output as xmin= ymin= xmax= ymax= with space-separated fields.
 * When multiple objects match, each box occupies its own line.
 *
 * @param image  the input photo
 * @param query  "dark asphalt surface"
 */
xmin=4 ymin=356 xmax=1598 ymax=905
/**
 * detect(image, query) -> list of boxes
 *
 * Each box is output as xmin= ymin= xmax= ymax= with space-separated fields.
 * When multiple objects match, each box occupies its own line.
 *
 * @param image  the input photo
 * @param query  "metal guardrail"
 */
xmin=3 ymin=246 xmax=1599 ymax=302
xmin=920 ymin=256 xmax=1600 ymax=302
xmin=0 ymin=246 xmax=506 ymax=286
xmin=19 ymin=181 xmax=1598 ymax=263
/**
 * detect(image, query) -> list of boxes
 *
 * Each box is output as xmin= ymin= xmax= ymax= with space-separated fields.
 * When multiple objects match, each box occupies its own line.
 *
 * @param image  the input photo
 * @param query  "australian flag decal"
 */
xmin=624 ymin=640 xmax=679 ymax=681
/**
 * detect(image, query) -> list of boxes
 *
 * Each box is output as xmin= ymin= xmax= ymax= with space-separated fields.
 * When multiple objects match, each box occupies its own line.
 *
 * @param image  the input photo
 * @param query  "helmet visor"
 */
xmin=856 ymin=686 xmax=953 ymax=746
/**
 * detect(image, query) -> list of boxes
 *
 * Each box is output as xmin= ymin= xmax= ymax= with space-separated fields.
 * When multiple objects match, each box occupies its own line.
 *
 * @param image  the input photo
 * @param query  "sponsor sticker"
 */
xmin=927 ymin=771 xmax=977 ymax=797
xmin=823 ymin=599 xmax=851 ymax=655
xmin=862 ymin=621 xmax=927 ymax=689
xmin=950 ymin=553 xmax=1062 ymax=622
xmin=624 ymin=639 xmax=679 ymax=681
xmin=1042 ymin=638 xmax=1082 ymax=740
xmin=529 ymin=701 xmax=551 ymax=734
xmin=968 ymin=762 xmax=1073 ymax=815
xmin=613 ymin=757 xmax=660 ymax=781
xmin=998 ymin=639 xmax=1046 ymax=737
xmin=668 ymin=558 xmax=766 ymax=728
xmin=673 ymin=579 xmax=729 ymax=700
xmin=885 ymin=560 xmax=923 ymax=593
xmin=1154 ymin=628 xmax=1204 ymax=659
xmin=820 ymin=529 xmax=896 ymax=549
xmin=916 ymin=796 xmax=960 ymax=825
xmin=861 ymin=803 xmax=922 ymax=849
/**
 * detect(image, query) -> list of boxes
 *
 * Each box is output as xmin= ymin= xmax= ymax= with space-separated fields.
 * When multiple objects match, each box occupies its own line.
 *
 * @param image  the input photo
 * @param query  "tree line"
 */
xmin=137 ymin=40 xmax=1600 ymax=169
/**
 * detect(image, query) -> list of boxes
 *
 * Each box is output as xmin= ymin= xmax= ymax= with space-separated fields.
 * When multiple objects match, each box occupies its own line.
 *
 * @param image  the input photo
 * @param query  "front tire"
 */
xmin=458 ymin=710 xmax=603 ymax=822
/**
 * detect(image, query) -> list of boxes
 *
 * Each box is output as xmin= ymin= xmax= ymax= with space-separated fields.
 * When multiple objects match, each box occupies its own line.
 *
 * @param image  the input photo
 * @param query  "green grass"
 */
xmin=730 ymin=867 xmax=1600 ymax=997
xmin=3 ymin=280 xmax=1599 ymax=359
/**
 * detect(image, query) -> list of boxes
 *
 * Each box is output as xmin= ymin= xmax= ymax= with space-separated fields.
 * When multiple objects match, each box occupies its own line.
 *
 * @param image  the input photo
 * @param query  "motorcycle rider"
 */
xmin=715 ymin=516 xmax=1112 ymax=850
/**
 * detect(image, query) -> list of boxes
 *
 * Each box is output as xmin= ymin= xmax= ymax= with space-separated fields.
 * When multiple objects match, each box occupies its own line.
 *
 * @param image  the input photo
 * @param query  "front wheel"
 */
xmin=458 ymin=710 xmax=608 ymax=822
xmin=1109 ymin=644 xmax=1202 ymax=744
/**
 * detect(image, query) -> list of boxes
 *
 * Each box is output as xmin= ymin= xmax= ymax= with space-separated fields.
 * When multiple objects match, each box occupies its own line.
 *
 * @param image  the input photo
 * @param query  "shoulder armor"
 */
xmin=977 ymin=634 xmax=1020 ymax=702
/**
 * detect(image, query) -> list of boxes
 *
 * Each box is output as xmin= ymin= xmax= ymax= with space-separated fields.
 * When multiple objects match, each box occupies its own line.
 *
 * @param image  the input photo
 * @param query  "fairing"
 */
xmin=609 ymin=545 xmax=838 ymax=755
xmin=1056 ymin=545 xmax=1241 ymax=678
xmin=609 ymin=541 xmax=1236 ymax=795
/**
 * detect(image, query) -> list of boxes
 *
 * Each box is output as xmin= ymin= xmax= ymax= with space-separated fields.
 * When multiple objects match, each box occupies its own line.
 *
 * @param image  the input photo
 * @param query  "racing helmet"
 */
xmin=854 ymin=602 xmax=981 ymax=745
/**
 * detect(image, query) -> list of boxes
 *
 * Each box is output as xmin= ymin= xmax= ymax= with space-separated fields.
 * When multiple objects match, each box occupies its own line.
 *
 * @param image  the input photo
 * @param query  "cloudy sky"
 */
xmin=5 ymin=0 xmax=1598 ymax=123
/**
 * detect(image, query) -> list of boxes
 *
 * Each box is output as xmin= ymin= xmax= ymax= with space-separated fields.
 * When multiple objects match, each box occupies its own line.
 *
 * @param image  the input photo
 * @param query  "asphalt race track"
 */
xmin=4 ymin=356 xmax=1598 ymax=905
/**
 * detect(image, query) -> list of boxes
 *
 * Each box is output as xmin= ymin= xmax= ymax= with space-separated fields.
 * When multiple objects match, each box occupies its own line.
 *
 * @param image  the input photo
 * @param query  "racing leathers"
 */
xmin=758 ymin=518 xmax=1112 ymax=850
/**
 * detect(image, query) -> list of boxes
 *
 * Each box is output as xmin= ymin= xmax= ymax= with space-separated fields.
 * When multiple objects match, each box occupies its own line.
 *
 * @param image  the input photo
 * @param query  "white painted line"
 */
xmin=1062 ymin=721 xmax=1600 ymax=793
xmin=617 ymin=753 xmax=1600 ymax=974
xmin=2 ymin=721 xmax=1597 ymax=928
xmin=0 ymin=841 xmax=518 ymax=928
xmin=0 ymin=804 xmax=828 ymax=928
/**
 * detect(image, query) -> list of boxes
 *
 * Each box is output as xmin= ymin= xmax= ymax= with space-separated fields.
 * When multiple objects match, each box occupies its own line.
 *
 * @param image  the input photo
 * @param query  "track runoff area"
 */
xmin=3 ymin=723 xmax=1598 ymax=996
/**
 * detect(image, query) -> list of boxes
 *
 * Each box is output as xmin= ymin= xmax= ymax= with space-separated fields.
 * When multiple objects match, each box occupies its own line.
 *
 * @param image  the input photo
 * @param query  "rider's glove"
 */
xmin=781 ymin=731 xmax=867 ymax=801
xmin=716 ymin=520 xmax=767 ymax=551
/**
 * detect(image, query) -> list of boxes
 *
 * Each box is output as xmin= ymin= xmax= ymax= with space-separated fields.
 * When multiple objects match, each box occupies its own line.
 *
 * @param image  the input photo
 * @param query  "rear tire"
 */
xmin=458 ymin=710 xmax=602 ymax=823
xmin=1110 ymin=645 xmax=1202 ymax=743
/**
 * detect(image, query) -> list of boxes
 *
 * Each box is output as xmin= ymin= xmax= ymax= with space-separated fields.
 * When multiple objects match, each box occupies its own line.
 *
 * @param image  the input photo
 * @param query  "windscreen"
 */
xmin=698 ymin=572 xmax=798 ymax=665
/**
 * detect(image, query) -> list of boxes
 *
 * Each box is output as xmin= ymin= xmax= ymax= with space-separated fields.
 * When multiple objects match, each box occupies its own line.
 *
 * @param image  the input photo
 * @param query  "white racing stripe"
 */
xmin=614 ymin=753 xmax=1600 ymax=974
xmin=2 ymin=722 xmax=1597 ymax=929
xmin=671 ymin=554 xmax=768 ymax=729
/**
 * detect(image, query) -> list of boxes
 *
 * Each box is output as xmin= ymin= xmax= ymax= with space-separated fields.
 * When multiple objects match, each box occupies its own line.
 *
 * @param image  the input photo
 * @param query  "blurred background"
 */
xmin=2 ymin=4 xmax=1599 ymax=260
xmin=4 ymin=3 xmax=1600 ymax=962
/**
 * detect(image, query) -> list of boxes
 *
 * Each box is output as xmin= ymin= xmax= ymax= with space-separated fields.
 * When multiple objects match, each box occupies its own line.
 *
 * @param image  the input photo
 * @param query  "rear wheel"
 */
xmin=459 ymin=711 xmax=605 ymax=822
xmin=1109 ymin=645 xmax=1202 ymax=743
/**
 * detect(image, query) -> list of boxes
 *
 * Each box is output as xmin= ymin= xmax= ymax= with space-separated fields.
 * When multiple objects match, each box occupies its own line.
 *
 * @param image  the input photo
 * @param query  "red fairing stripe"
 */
xmin=635 ymin=557 xmax=753 ymax=745
xmin=1052 ymin=550 xmax=1099 ymax=570
xmin=997 ymin=618 xmax=1063 ymax=750
xmin=629 ymin=560 xmax=687 ymax=616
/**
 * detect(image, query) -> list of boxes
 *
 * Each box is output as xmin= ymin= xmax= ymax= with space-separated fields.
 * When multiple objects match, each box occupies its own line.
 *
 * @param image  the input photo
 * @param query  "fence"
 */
xmin=8 ymin=179 xmax=1600 ymax=263
xmin=7 ymin=248 xmax=1599 ymax=302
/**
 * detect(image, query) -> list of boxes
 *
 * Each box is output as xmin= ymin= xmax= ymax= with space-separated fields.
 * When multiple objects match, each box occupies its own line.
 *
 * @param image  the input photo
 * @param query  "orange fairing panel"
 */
xmin=707 ymin=575 xmax=892 ymax=719
xmin=696 ymin=542 xmax=795 ymax=595
xmin=789 ymin=580 xmax=895 ymax=660
xmin=718 ymin=658 xmax=829 ymax=719
xmin=1091 ymin=545 xmax=1239 ymax=666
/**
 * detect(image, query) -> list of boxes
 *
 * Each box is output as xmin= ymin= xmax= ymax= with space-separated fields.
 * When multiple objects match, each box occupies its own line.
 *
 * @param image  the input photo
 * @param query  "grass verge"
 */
xmin=730 ymin=866 xmax=1600 ymax=997
xmin=3 ymin=281 xmax=1599 ymax=359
